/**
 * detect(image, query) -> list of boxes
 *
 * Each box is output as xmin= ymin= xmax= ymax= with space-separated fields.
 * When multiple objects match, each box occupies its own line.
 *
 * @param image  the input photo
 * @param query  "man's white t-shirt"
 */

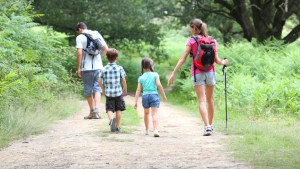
xmin=76 ymin=29 xmax=106 ymax=71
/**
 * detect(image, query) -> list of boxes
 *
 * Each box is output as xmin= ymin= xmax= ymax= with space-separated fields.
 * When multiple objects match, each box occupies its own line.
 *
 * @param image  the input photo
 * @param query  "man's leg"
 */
xmin=92 ymin=69 xmax=102 ymax=119
xmin=93 ymin=92 xmax=101 ymax=119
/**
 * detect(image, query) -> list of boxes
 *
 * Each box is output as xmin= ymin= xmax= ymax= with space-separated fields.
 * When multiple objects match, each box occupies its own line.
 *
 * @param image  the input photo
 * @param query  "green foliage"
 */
xmin=164 ymin=28 xmax=300 ymax=168
xmin=0 ymin=0 xmax=81 ymax=147
xmin=33 ymin=0 xmax=163 ymax=46
xmin=171 ymin=38 xmax=300 ymax=116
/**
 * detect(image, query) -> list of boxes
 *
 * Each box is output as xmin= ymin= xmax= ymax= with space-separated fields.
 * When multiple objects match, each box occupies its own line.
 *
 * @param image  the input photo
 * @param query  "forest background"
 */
xmin=0 ymin=0 xmax=299 ymax=168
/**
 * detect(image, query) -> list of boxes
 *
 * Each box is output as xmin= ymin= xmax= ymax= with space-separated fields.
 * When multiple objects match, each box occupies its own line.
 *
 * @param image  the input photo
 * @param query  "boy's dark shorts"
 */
xmin=106 ymin=95 xmax=126 ymax=113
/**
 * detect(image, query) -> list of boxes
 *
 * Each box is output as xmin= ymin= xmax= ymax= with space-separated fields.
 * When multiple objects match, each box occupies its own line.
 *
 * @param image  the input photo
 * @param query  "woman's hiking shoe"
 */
xmin=153 ymin=130 xmax=160 ymax=137
xmin=110 ymin=118 xmax=116 ymax=132
xmin=203 ymin=126 xmax=212 ymax=136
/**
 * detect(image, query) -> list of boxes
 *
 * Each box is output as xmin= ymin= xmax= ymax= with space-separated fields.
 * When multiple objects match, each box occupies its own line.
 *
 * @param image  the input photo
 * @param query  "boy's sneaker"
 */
xmin=203 ymin=126 xmax=212 ymax=136
xmin=110 ymin=118 xmax=116 ymax=132
xmin=145 ymin=130 xmax=149 ymax=135
xmin=115 ymin=127 xmax=121 ymax=134
xmin=153 ymin=130 xmax=160 ymax=137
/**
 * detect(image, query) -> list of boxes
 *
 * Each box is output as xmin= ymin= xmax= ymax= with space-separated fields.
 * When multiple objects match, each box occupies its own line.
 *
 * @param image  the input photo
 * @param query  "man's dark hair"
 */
xmin=75 ymin=22 xmax=87 ymax=31
xmin=106 ymin=48 xmax=119 ymax=62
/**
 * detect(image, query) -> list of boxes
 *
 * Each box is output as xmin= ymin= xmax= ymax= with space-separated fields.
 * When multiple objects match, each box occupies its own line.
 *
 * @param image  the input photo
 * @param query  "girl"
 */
xmin=134 ymin=57 xmax=167 ymax=137
xmin=168 ymin=19 xmax=228 ymax=136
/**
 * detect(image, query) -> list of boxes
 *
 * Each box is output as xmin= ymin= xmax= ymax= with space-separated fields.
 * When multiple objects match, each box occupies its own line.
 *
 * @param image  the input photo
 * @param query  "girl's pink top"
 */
xmin=186 ymin=35 xmax=218 ymax=76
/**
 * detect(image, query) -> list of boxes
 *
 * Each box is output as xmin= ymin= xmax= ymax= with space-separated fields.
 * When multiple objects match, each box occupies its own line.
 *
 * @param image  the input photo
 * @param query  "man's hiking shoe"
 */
xmin=93 ymin=108 xmax=101 ymax=119
xmin=93 ymin=113 xmax=101 ymax=119
xmin=84 ymin=109 xmax=101 ymax=119
xmin=115 ymin=127 xmax=121 ymax=134
xmin=203 ymin=126 xmax=212 ymax=136
xmin=153 ymin=130 xmax=160 ymax=137
xmin=110 ymin=118 xmax=116 ymax=132
xmin=84 ymin=112 xmax=95 ymax=119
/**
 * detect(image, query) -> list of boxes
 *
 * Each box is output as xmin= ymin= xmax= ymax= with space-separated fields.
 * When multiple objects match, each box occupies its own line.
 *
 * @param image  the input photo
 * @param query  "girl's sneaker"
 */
xmin=203 ymin=126 xmax=212 ymax=136
xmin=153 ymin=130 xmax=160 ymax=137
xmin=145 ymin=130 xmax=149 ymax=135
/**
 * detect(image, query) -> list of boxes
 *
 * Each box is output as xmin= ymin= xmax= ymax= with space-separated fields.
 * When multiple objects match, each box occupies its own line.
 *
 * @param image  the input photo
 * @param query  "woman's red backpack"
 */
xmin=191 ymin=36 xmax=216 ymax=71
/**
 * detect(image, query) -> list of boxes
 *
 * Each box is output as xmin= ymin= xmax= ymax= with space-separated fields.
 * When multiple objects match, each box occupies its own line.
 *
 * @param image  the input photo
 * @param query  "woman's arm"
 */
xmin=167 ymin=45 xmax=191 ymax=86
xmin=215 ymin=54 xmax=228 ymax=65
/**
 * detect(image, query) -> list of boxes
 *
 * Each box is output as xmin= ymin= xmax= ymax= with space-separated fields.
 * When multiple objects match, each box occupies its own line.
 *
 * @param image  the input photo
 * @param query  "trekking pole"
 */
xmin=222 ymin=58 xmax=228 ymax=128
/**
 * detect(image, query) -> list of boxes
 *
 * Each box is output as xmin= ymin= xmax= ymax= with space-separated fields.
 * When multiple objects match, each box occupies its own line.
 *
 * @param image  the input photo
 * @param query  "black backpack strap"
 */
xmin=82 ymin=33 xmax=92 ymax=49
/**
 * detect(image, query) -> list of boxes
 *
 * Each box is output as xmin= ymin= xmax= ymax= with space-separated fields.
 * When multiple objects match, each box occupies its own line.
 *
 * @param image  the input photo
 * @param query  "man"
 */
xmin=75 ymin=22 xmax=108 ymax=119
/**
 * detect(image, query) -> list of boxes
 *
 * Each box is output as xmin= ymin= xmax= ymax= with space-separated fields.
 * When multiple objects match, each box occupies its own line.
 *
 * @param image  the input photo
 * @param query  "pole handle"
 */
xmin=222 ymin=58 xmax=227 ymax=75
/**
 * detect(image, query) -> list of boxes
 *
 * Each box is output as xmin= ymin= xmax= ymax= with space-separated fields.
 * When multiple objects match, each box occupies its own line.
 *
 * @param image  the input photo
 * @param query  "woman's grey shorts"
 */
xmin=192 ymin=72 xmax=216 ymax=86
xmin=81 ymin=70 xmax=102 ymax=96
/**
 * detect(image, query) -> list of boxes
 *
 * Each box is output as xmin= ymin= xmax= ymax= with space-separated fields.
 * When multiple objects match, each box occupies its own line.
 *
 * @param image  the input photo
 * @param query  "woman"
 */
xmin=168 ymin=18 xmax=228 ymax=136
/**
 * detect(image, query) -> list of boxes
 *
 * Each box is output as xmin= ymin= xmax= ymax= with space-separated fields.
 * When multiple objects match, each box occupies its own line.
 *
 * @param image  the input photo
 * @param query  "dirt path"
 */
xmin=0 ymin=95 xmax=249 ymax=169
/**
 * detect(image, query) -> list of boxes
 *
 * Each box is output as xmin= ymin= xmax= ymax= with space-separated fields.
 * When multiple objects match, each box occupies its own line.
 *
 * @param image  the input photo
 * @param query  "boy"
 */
xmin=98 ymin=48 xmax=127 ymax=133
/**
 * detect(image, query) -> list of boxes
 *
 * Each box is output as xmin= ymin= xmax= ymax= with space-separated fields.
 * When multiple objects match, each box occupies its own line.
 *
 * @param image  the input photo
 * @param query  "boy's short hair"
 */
xmin=75 ymin=22 xmax=87 ymax=31
xmin=106 ymin=48 xmax=119 ymax=62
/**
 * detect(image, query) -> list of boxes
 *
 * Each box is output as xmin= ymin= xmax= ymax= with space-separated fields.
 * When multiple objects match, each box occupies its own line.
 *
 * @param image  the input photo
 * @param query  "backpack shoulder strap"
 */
xmin=82 ymin=33 xmax=92 ymax=49
xmin=191 ymin=36 xmax=202 ymax=60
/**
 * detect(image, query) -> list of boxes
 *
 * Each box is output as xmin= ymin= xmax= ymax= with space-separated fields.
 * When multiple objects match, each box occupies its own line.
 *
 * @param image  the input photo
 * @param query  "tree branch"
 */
xmin=283 ymin=24 xmax=300 ymax=43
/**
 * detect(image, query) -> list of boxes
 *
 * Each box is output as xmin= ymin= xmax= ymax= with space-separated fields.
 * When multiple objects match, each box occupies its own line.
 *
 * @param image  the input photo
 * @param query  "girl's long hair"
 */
xmin=189 ymin=18 xmax=208 ymax=36
xmin=141 ymin=57 xmax=154 ymax=74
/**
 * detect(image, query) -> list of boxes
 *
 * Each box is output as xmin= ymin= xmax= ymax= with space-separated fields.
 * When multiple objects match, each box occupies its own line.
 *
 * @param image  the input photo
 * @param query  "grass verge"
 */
xmin=0 ymin=95 xmax=81 ymax=148
xmin=166 ymin=93 xmax=300 ymax=169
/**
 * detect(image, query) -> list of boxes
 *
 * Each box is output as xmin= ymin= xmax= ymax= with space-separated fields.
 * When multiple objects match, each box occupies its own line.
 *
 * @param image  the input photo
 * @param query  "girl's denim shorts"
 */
xmin=142 ymin=94 xmax=160 ymax=108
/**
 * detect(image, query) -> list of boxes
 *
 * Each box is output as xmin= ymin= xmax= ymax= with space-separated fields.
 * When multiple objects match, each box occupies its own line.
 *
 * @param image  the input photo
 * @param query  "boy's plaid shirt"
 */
xmin=99 ymin=62 xmax=126 ymax=97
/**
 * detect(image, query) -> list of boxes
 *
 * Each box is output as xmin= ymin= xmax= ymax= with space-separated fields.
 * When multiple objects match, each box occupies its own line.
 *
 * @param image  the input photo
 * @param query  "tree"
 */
xmin=176 ymin=0 xmax=300 ymax=44
xmin=32 ymin=0 xmax=162 ymax=46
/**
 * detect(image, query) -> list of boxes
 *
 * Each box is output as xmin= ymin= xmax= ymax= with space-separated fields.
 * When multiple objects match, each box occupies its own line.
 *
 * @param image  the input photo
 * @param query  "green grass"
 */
xmin=99 ymin=105 xmax=141 ymax=135
xmin=0 ymin=95 xmax=81 ymax=148
xmin=166 ymin=93 xmax=300 ymax=169
xmin=121 ymin=106 xmax=141 ymax=126
xmin=222 ymin=115 xmax=300 ymax=169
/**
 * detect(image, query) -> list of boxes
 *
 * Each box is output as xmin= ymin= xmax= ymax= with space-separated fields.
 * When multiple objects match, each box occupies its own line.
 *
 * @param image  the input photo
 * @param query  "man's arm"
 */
xmin=100 ymin=44 xmax=108 ymax=56
xmin=98 ymin=78 xmax=105 ymax=95
xmin=77 ymin=48 xmax=83 ymax=77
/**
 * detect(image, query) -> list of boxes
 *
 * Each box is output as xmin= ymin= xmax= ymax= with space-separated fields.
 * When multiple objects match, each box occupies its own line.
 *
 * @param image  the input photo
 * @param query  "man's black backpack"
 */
xmin=82 ymin=30 xmax=105 ymax=55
